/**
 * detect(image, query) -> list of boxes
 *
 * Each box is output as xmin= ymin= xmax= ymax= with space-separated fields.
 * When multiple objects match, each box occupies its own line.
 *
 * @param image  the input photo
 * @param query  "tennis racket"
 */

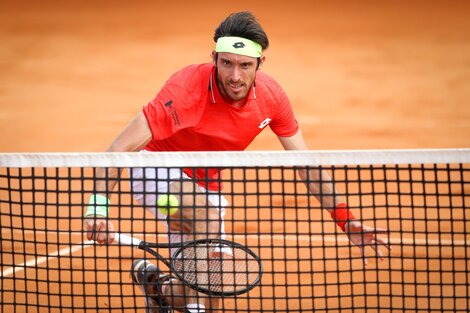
xmin=112 ymin=233 xmax=263 ymax=297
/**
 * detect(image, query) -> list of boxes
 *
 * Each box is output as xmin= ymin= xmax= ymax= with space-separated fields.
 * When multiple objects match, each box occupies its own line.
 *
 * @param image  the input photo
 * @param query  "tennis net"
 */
xmin=0 ymin=149 xmax=469 ymax=312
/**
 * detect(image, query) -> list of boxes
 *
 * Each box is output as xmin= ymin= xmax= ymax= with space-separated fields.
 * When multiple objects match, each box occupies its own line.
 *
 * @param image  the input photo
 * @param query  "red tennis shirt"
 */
xmin=143 ymin=63 xmax=298 ymax=190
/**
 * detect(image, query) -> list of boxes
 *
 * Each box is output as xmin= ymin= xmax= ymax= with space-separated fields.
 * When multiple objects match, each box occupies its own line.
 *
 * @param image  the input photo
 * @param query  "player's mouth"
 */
xmin=227 ymin=82 xmax=245 ymax=93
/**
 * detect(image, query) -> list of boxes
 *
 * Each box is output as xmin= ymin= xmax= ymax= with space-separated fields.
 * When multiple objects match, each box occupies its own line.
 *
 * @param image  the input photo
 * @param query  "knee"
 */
xmin=166 ymin=181 xmax=221 ymax=237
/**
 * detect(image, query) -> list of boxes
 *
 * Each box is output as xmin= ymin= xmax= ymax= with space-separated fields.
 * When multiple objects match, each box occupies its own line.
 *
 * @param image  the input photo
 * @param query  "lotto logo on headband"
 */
xmin=215 ymin=36 xmax=262 ymax=58
xmin=232 ymin=42 xmax=245 ymax=49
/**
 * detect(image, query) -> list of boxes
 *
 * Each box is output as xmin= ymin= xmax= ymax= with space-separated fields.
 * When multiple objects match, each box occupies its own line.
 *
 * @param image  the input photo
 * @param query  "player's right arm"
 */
xmin=84 ymin=111 xmax=152 ymax=244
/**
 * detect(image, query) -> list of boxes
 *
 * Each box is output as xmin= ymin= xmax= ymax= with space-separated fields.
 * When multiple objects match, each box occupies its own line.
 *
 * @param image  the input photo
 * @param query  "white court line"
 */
xmin=231 ymin=234 xmax=467 ymax=247
xmin=1 ymin=240 xmax=94 ymax=278
xmin=2 ymin=229 xmax=470 ymax=247
xmin=1 ymin=229 xmax=466 ymax=278
xmin=2 ymin=229 xmax=467 ymax=247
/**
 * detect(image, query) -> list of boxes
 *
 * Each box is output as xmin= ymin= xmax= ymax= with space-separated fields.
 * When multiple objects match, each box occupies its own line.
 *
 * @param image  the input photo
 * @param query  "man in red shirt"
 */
xmin=84 ymin=11 xmax=391 ymax=313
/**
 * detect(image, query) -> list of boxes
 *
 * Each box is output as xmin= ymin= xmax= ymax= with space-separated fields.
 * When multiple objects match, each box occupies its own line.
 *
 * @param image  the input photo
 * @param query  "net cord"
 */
xmin=0 ymin=149 xmax=469 ymax=168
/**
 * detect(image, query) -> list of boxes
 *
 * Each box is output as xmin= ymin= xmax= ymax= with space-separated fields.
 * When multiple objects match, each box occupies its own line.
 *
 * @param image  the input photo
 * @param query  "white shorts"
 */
xmin=130 ymin=166 xmax=228 ymax=246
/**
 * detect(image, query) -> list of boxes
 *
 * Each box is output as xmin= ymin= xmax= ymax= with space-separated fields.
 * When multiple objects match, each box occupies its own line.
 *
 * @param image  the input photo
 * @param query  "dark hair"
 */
xmin=213 ymin=11 xmax=269 ymax=50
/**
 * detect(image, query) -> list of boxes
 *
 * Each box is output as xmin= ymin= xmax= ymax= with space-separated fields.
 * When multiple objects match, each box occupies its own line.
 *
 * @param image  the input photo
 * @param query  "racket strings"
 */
xmin=172 ymin=243 xmax=261 ymax=293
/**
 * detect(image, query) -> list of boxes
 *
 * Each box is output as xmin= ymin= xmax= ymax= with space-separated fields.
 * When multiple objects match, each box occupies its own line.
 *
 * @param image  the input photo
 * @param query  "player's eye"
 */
xmin=241 ymin=62 xmax=253 ymax=69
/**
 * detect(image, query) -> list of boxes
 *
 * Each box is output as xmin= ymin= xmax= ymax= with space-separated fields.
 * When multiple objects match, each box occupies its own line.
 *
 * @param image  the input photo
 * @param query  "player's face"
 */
xmin=215 ymin=52 xmax=261 ymax=103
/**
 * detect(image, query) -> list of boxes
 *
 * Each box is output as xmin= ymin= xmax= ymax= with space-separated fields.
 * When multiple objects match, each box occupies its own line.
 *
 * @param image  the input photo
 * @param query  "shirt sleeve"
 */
xmin=268 ymin=82 xmax=299 ymax=137
xmin=143 ymin=65 xmax=203 ymax=141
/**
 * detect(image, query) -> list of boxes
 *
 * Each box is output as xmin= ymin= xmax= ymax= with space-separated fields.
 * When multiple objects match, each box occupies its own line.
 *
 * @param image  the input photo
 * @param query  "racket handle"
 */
xmin=114 ymin=233 xmax=142 ymax=246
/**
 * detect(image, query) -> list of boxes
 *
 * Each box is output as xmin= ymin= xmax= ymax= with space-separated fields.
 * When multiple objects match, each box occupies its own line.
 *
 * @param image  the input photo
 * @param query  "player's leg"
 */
xmin=130 ymin=167 xmax=224 ymax=312
xmin=165 ymin=180 xmax=221 ymax=240
xmin=161 ymin=180 xmax=222 ymax=312
xmin=129 ymin=167 xmax=176 ymax=312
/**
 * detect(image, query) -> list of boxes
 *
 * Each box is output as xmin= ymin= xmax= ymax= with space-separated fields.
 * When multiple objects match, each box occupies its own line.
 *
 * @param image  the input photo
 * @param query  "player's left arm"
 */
xmin=277 ymin=129 xmax=392 ymax=265
xmin=277 ymin=129 xmax=339 ymax=210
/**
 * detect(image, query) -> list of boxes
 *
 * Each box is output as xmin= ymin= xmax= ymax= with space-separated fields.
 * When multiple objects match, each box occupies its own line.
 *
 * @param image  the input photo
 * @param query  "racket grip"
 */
xmin=114 ymin=233 xmax=141 ymax=246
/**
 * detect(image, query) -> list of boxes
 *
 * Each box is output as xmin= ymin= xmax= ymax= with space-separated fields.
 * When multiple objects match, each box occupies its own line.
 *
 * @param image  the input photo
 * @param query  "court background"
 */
xmin=1 ymin=0 xmax=469 ymax=312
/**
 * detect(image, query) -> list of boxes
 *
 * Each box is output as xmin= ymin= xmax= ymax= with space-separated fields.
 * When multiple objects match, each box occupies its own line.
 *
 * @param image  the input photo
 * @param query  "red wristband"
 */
xmin=330 ymin=203 xmax=356 ymax=232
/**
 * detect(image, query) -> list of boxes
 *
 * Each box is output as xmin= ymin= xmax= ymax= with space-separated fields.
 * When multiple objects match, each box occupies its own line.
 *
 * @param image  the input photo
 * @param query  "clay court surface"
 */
xmin=1 ymin=1 xmax=469 ymax=312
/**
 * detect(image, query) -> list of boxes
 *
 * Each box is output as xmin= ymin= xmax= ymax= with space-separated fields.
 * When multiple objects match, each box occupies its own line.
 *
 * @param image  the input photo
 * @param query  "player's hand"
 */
xmin=84 ymin=217 xmax=116 ymax=244
xmin=344 ymin=220 xmax=392 ymax=266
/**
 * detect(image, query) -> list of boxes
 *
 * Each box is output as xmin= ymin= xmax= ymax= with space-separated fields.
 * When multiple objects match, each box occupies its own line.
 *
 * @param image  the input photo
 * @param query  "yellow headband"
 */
xmin=215 ymin=36 xmax=262 ymax=58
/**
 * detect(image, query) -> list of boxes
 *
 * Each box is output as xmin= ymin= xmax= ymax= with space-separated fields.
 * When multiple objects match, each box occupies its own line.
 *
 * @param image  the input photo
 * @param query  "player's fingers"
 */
xmin=376 ymin=236 xmax=392 ymax=251
xmin=373 ymin=245 xmax=385 ymax=260
xmin=84 ymin=219 xmax=96 ymax=241
xmin=105 ymin=235 xmax=114 ymax=244
xmin=87 ymin=230 xmax=95 ymax=241
xmin=377 ymin=248 xmax=385 ymax=260
xmin=92 ymin=223 xmax=100 ymax=242
xmin=106 ymin=222 xmax=115 ymax=244
xmin=360 ymin=232 xmax=378 ymax=247
xmin=360 ymin=226 xmax=389 ymax=234
xmin=90 ymin=219 xmax=113 ymax=244
xmin=364 ymin=241 xmax=386 ymax=263
xmin=85 ymin=223 xmax=91 ymax=240
xmin=359 ymin=246 xmax=368 ymax=267
xmin=94 ymin=221 xmax=107 ymax=244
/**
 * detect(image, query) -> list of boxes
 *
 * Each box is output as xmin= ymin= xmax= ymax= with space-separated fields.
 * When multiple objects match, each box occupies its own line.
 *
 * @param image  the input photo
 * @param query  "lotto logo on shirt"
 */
xmin=258 ymin=118 xmax=271 ymax=129
xmin=164 ymin=100 xmax=181 ymax=126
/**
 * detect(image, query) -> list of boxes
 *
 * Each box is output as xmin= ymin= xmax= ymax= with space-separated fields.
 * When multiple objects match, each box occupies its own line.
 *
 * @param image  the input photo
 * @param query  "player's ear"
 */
xmin=257 ymin=55 xmax=266 ymax=70
xmin=211 ymin=50 xmax=217 ymax=63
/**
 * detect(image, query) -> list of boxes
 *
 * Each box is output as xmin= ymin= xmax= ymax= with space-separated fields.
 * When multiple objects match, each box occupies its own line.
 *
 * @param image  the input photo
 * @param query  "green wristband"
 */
xmin=85 ymin=194 xmax=110 ymax=217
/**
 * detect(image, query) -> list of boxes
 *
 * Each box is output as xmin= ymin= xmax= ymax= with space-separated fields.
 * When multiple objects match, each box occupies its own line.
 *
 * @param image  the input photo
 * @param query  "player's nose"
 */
xmin=229 ymin=66 xmax=242 ymax=82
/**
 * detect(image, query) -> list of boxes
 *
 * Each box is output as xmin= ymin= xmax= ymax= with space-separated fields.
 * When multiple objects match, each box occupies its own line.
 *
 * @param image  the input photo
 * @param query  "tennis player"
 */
xmin=84 ymin=11 xmax=391 ymax=313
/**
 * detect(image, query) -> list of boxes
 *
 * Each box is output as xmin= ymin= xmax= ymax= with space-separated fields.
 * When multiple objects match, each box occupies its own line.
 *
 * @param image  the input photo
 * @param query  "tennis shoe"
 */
xmin=131 ymin=259 xmax=172 ymax=313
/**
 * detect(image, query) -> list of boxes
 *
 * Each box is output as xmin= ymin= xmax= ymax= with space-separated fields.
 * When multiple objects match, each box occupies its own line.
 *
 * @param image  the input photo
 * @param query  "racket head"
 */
xmin=169 ymin=238 xmax=263 ymax=296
